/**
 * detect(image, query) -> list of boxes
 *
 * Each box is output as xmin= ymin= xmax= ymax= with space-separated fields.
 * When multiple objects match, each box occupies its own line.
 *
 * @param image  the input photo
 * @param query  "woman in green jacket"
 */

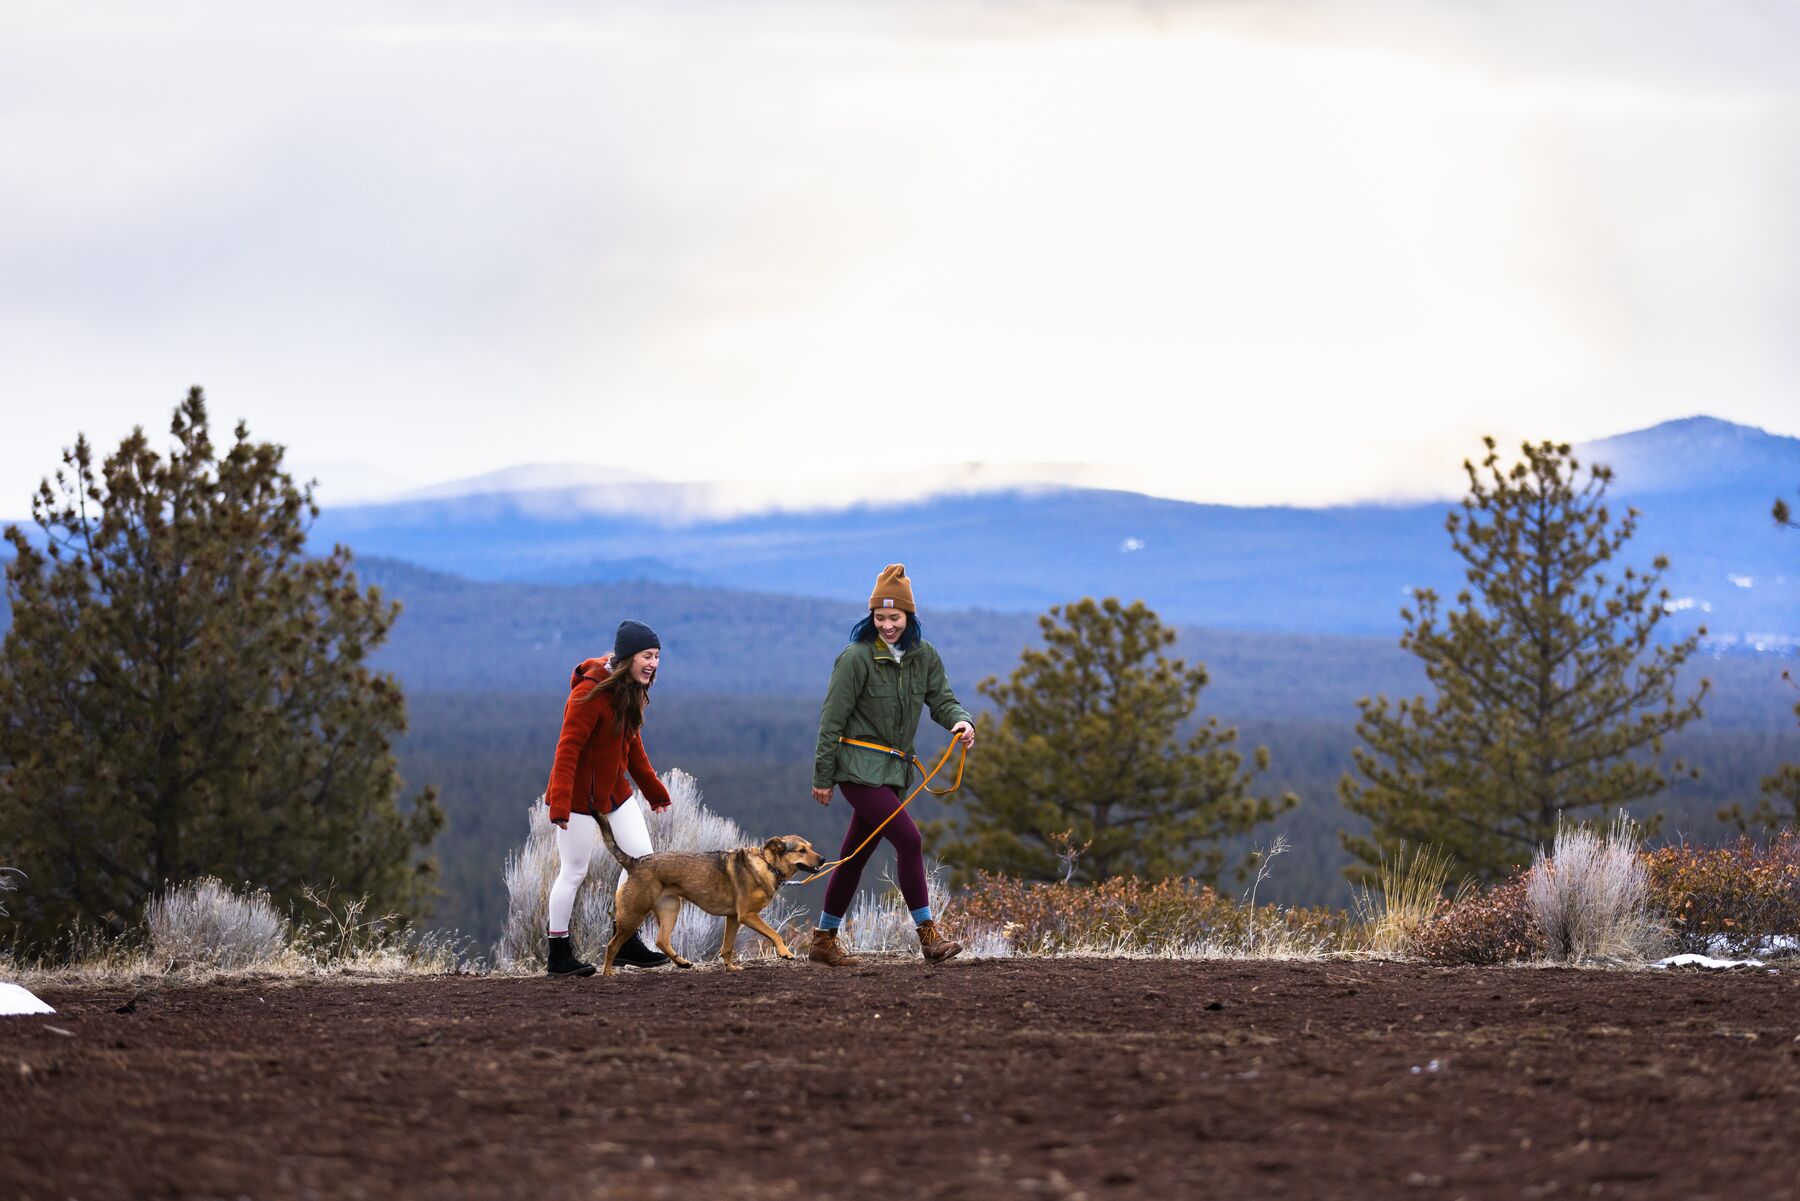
xmin=809 ymin=564 xmax=976 ymax=966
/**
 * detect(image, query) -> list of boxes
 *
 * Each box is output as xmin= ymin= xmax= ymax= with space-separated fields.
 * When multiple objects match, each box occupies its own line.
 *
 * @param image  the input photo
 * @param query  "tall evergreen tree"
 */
xmin=1340 ymin=438 xmax=1708 ymax=883
xmin=927 ymin=597 xmax=1293 ymax=884
xmin=0 ymin=389 xmax=442 ymax=951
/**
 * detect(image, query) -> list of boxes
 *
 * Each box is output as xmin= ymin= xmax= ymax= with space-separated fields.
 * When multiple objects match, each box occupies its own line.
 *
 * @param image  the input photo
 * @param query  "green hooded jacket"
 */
xmin=813 ymin=638 xmax=973 ymax=791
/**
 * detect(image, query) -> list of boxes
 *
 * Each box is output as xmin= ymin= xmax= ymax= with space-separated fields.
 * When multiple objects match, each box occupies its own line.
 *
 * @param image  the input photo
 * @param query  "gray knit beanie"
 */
xmin=613 ymin=620 xmax=661 ymax=661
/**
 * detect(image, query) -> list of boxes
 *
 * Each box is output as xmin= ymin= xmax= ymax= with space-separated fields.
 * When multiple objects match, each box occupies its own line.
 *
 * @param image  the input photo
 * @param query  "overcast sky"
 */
xmin=3 ymin=0 xmax=1797 ymax=512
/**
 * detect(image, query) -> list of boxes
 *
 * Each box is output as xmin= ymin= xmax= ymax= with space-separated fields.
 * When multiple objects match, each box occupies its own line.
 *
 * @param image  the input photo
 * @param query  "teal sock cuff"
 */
xmin=818 ymin=912 xmax=844 ymax=931
xmin=910 ymin=905 xmax=933 ymax=924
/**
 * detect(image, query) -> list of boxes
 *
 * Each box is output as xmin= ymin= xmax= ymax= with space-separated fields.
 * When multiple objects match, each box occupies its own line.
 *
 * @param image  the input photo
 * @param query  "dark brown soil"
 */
xmin=5 ymin=957 xmax=1799 ymax=1200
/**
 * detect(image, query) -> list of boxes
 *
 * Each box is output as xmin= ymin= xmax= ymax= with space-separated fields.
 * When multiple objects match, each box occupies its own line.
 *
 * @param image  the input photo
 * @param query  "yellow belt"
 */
xmin=836 ymin=737 xmax=965 ymax=798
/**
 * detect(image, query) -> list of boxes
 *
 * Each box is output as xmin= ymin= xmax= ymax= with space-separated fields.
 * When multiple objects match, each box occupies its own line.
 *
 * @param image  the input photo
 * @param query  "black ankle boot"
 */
xmin=613 ymin=931 xmax=670 ymax=968
xmin=546 ymin=934 xmax=596 ymax=977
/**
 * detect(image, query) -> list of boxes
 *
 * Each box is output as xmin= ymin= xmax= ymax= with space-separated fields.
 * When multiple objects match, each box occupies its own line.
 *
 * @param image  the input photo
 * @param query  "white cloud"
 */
xmin=2 ymin=1 xmax=1798 ymax=512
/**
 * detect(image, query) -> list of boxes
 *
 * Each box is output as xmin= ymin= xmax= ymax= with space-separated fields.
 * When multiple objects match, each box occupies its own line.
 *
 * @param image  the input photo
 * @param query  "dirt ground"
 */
xmin=4 ymin=956 xmax=1798 ymax=1201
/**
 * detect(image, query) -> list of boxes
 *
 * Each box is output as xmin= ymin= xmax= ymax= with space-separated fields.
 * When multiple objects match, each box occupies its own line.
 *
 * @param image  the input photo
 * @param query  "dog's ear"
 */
xmin=764 ymin=837 xmax=787 ymax=857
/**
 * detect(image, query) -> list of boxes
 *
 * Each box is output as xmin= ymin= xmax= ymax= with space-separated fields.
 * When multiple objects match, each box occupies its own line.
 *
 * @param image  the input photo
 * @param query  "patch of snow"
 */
xmin=1651 ymin=954 xmax=1765 ymax=970
xmin=1727 ymin=573 xmax=1754 ymax=588
xmin=0 ymin=981 xmax=54 ymax=1016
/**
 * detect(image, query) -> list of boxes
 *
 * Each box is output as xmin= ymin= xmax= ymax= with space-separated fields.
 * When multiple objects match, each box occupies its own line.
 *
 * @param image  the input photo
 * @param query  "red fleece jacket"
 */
xmin=544 ymin=657 xmax=672 ymax=823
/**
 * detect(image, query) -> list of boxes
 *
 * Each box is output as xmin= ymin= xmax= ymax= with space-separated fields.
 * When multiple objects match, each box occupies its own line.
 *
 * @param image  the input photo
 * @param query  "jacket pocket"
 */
xmin=838 ymin=740 xmax=898 ymax=784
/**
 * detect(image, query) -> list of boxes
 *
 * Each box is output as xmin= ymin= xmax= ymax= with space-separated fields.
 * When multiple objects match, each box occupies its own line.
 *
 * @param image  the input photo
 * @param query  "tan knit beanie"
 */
xmin=868 ymin=563 xmax=916 ymax=613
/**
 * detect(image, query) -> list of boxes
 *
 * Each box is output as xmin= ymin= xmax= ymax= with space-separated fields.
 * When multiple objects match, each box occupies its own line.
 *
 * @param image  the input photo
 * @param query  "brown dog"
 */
xmin=596 ymin=810 xmax=824 ymax=974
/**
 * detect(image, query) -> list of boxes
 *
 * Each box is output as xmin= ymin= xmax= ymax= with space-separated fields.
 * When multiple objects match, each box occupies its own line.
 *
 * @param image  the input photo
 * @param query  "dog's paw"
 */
xmin=778 ymin=949 xmax=796 ymax=960
xmin=673 ymin=958 xmax=694 ymax=970
xmin=725 ymin=961 xmax=744 ymax=972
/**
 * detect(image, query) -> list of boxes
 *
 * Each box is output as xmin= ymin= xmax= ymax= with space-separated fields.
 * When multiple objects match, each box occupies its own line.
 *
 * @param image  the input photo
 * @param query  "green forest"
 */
xmin=7 ymin=548 xmax=1795 ymax=951
xmin=7 ymin=548 xmax=1793 ymax=950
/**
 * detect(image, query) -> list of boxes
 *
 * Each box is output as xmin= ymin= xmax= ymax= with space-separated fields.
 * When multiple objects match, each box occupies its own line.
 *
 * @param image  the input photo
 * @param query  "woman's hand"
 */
xmin=812 ymin=786 xmax=834 ymax=806
xmin=552 ymin=817 xmax=568 ymax=829
xmin=950 ymin=721 xmax=976 ymax=749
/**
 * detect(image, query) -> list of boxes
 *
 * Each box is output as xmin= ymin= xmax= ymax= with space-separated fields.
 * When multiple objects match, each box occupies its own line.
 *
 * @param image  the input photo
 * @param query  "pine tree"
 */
xmin=0 ymin=389 xmax=442 ymax=951
xmin=1340 ymin=438 xmax=1708 ymax=883
xmin=927 ymin=597 xmax=1293 ymax=884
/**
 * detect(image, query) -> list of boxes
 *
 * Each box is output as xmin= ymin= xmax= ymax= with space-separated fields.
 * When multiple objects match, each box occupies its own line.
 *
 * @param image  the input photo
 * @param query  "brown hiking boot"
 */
xmin=809 ymin=928 xmax=856 ymax=967
xmin=916 ymin=920 xmax=963 ymax=963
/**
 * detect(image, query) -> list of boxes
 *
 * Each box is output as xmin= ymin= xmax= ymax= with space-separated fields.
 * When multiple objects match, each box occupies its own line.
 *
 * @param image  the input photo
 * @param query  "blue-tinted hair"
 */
xmin=851 ymin=612 xmax=922 ymax=651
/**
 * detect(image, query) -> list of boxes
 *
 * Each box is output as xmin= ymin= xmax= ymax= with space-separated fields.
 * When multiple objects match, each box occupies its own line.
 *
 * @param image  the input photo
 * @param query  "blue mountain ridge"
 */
xmin=307 ymin=416 xmax=1800 ymax=640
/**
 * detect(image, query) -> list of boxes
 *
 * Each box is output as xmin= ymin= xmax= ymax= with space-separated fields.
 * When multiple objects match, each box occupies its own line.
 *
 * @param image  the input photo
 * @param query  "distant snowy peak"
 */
xmin=324 ymin=416 xmax=1796 ymax=518
xmin=348 ymin=461 xmax=1117 ymax=521
xmin=1576 ymin=416 xmax=1800 ymax=496
xmin=398 ymin=463 xmax=662 ymax=501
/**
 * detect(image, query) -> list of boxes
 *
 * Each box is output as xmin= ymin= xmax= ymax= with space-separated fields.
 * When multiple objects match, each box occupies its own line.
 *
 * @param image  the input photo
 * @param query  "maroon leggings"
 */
xmin=821 ymin=781 xmax=930 ymax=917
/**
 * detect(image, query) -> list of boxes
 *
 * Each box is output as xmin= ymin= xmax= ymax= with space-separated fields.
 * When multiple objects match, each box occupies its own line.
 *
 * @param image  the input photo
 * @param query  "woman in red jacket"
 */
xmin=543 ymin=620 xmax=673 ymax=977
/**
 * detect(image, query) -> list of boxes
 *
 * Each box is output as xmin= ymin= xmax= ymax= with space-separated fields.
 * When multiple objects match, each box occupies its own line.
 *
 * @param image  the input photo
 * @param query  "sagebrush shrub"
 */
xmin=838 ymin=863 xmax=953 ymax=953
xmin=1412 ymin=875 xmax=1540 ymax=965
xmin=1645 ymin=833 xmax=1800 ymax=957
xmin=144 ymin=877 xmax=288 ymax=970
xmin=1528 ymin=817 xmax=1664 ymax=964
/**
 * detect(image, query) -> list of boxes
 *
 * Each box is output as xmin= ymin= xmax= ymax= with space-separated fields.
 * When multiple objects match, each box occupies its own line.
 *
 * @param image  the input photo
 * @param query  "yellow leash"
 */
xmin=789 ymin=738 xmax=970 ymax=888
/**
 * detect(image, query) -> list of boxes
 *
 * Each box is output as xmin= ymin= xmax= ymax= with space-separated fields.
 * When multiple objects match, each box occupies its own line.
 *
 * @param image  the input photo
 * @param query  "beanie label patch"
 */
xmin=881 ymin=598 xmax=894 ymax=608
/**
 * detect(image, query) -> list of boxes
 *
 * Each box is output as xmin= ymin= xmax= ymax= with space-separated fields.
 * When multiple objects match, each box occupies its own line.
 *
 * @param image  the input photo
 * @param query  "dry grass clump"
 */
xmin=1411 ymin=874 xmax=1541 ymax=965
xmin=1528 ymin=815 xmax=1666 ymax=965
xmin=1645 ymin=832 xmax=1800 ymax=958
xmin=944 ymin=872 xmax=1346 ymax=958
xmin=285 ymin=884 xmax=475 ymax=976
xmin=1354 ymin=844 xmax=1467 ymax=957
xmin=495 ymin=769 xmax=805 ymax=971
xmin=5 ymin=877 xmax=477 ymax=989
xmin=145 ymin=877 xmax=288 ymax=971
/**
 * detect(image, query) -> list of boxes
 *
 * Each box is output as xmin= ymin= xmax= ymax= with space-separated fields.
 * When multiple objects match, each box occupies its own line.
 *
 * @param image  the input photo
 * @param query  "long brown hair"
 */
xmin=594 ymin=655 xmax=651 ymax=737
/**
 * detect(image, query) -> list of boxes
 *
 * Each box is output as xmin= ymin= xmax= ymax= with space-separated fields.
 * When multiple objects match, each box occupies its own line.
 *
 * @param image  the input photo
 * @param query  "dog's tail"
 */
xmin=595 ymin=808 xmax=639 ymax=871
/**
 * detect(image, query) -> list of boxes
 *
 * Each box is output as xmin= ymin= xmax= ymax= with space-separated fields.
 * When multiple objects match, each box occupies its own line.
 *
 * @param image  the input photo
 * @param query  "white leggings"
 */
xmin=547 ymin=798 xmax=655 ymax=936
